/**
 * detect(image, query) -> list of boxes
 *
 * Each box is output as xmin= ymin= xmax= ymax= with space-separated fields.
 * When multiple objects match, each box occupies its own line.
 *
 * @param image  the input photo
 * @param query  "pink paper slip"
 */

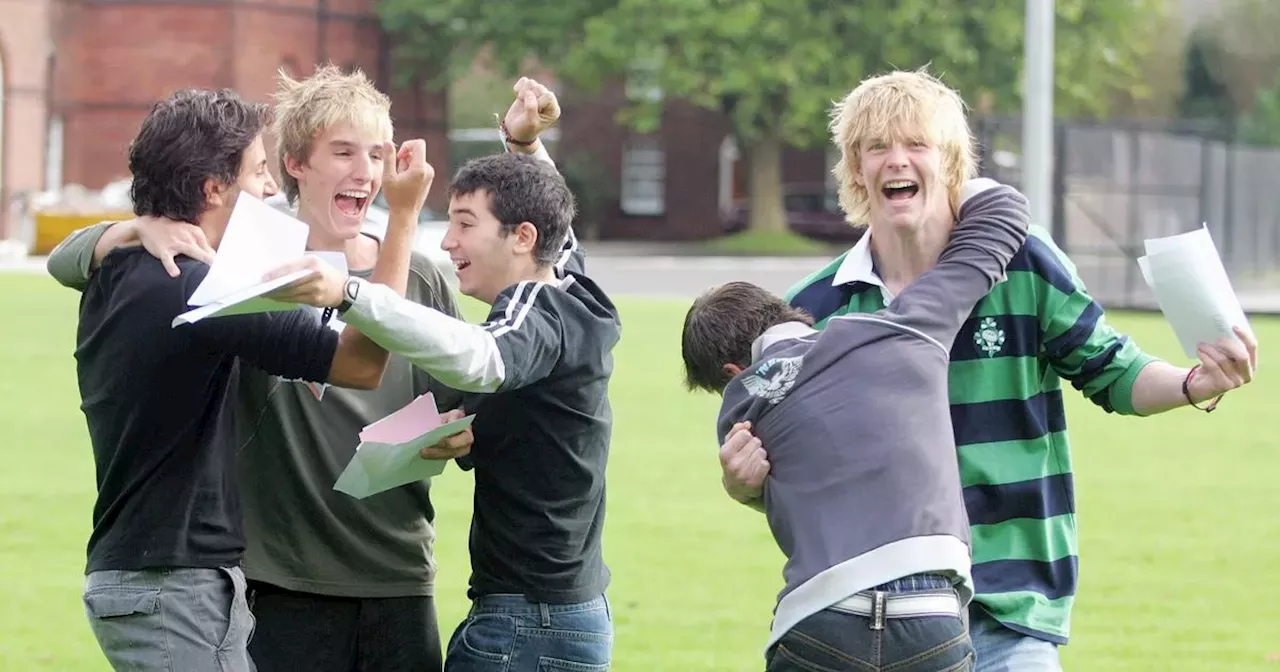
xmin=359 ymin=393 xmax=442 ymax=444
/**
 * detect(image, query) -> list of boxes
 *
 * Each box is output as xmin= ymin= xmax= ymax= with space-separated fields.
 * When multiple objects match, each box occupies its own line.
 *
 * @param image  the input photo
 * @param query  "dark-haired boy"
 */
xmin=68 ymin=87 xmax=434 ymax=671
xmin=679 ymin=179 xmax=1028 ymax=671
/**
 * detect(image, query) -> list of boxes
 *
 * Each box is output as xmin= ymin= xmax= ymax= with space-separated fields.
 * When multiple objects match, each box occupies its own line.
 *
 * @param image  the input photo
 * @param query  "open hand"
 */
xmin=502 ymin=77 xmax=561 ymax=146
xmin=1187 ymin=325 xmax=1259 ymax=403
xmin=380 ymin=139 xmax=433 ymax=215
xmin=261 ymin=255 xmax=347 ymax=308
xmin=420 ymin=409 xmax=474 ymax=461
xmin=135 ymin=216 xmax=215 ymax=276
xmin=720 ymin=422 xmax=769 ymax=503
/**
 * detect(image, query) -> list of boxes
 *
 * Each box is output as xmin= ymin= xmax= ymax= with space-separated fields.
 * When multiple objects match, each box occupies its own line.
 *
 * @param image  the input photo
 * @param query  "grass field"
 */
xmin=2 ymin=271 xmax=1279 ymax=671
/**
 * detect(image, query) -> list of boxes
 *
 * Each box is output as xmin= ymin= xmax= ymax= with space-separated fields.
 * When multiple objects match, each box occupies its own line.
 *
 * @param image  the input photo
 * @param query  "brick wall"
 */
xmin=560 ymin=80 xmax=833 ymax=240
xmin=0 ymin=0 xmax=450 ymax=220
xmin=0 ymin=0 xmax=52 ymax=238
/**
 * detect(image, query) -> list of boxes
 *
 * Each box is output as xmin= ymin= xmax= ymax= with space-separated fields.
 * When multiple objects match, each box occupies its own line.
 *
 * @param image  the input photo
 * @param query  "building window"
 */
xmin=620 ymin=135 xmax=665 ymax=216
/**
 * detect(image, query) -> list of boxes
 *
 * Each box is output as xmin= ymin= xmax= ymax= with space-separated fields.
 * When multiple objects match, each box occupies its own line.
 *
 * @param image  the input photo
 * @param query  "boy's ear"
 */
xmin=512 ymin=221 xmax=539 ymax=256
xmin=723 ymin=363 xmax=745 ymax=379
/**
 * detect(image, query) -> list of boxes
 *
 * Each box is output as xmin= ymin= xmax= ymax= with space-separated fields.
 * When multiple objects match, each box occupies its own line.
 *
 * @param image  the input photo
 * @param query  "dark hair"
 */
xmin=449 ymin=152 xmax=577 ymax=266
xmin=681 ymin=281 xmax=815 ymax=394
xmin=128 ymin=88 xmax=269 ymax=224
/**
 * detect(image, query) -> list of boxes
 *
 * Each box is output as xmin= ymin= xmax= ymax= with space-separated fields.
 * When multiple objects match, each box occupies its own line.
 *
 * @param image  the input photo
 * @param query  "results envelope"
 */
xmin=173 ymin=192 xmax=314 ymax=327
xmin=1136 ymin=223 xmax=1253 ymax=359
xmin=333 ymin=392 xmax=475 ymax=499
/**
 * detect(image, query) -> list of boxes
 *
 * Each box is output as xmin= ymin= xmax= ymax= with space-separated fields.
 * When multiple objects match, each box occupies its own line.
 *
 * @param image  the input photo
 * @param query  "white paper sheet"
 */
xmin=173 ymin=192 xmax=313 ymax=326
xmin=333 ymin=393 xmax=476 ymax=499
xmin=1136 ymin=224 xmax=1253 ymax=359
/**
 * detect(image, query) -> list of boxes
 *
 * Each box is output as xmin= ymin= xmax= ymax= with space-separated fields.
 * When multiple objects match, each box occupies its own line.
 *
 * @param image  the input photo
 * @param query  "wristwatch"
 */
xmin=338 ymin=277 xmax=360 ymax=313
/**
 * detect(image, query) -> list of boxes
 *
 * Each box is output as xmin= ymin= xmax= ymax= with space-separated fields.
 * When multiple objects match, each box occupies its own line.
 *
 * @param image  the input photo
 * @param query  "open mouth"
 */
xmin=453 ymin=259 xmax=471 ymax=272
xmin=881 ymin=180 xmax=919 ymax=201
xmin=334 ymin=190 xmax=370 ymax=218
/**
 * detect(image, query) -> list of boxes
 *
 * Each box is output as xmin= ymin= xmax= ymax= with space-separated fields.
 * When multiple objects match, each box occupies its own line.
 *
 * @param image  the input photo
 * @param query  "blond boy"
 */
xmin=718 ymin=69 xmax=1257 ymax=671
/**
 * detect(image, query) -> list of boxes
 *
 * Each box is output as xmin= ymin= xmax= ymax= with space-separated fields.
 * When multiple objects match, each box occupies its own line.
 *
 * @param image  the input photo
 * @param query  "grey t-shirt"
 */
xmin=48 ymin=225 xmax=461 ymax=598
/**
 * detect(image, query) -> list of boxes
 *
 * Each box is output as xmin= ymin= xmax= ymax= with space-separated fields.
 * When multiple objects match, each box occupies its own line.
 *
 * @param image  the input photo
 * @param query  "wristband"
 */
xmin=1182 ymin=364 xmax=1224 ymax=412
xmin=499 ymin=119 xmax=537 ymax=147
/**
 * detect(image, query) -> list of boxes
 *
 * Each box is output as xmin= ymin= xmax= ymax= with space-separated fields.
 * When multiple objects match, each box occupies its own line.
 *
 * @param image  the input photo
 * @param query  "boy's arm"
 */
xmin=409 ymin=259 xmax=467 ymax=410
xmin=338 ymin=277 xmax=564 ymax=394
xmin=186 ymin=231 xmax=414 ymax=390
xmin=48 ymin=218 xmax=218 ymax=289
xmin=882 ymin=180 xmax=1030 ymax=349
xmin=46 ymin=222 xmax=130 ymax=290
xmin=717 ymin=389 xmax=770 ymax=514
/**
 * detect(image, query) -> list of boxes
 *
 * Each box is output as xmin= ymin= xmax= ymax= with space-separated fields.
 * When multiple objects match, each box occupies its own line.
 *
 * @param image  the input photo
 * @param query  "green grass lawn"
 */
xmin=3 ymin=272 xmax=1280 ymax=670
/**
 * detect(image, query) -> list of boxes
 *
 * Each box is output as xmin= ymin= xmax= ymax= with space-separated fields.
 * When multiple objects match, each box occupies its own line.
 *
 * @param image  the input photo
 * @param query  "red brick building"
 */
xmin=0 ymin=0 xmax=449 ymax=240
xmin=558 ymin=79 xmax=837 ymax=241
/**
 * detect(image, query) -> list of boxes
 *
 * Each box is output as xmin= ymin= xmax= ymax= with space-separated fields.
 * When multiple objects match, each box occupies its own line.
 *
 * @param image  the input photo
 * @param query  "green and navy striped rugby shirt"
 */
xmin=784 ymin=225 xmax=1156 ymax=644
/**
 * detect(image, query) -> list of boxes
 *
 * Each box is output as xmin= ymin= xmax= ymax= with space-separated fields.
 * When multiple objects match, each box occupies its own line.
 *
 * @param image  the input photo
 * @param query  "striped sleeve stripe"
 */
xmin=555 ymin=229 xmax=579 ymax=273
xmin=485 ymin=281 xmax=544 ymax=338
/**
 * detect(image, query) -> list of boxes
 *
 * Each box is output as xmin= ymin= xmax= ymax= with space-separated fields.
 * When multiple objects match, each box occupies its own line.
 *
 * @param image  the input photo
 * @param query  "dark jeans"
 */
xmin=766 ymin=574 xmax=974 ymax=672
xmin=443 ymin=593 xmax=613 ymax=671
xmin=246 ymin=580 xmax=442 ymax=672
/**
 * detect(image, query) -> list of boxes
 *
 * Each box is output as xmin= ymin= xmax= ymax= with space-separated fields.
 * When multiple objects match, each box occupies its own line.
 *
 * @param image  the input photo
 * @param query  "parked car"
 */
xmin=265 ymin=192 xmax=456 ymax=288
xmin=722 ymin=185 xmax=860 ymax=243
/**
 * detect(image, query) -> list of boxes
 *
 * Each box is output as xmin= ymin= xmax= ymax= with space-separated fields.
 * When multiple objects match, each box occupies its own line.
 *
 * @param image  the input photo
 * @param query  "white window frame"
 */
xmin=620 ymin=135 xmax=665 ymax=216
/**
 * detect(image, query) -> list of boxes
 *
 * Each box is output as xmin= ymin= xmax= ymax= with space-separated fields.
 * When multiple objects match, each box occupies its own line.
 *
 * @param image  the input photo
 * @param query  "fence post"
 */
xmin=1124 ymin=126 xmax=1141 ymax=305
xmin=1052 ymin=121 xmax=1067 ymax=249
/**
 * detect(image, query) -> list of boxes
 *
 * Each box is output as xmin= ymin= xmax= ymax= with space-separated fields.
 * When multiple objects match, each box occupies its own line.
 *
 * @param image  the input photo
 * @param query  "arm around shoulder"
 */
xmin=46 ymin=221 xmax=132 ymax=290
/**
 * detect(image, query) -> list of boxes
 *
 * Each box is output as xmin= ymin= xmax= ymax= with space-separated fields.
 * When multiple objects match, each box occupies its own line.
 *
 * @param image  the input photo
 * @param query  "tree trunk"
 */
xmin=746 ymin=128 xmax=788 ymax=234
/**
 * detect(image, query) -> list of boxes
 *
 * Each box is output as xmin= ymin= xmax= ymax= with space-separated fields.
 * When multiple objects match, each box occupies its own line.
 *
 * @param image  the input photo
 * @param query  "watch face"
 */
xmin=346 ymin=278 xmax=360 ymax=302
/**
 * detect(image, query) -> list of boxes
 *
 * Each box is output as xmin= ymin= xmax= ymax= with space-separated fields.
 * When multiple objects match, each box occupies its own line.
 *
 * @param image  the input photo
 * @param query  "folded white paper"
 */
xmin=333 ymin=393 xmax=475 ymax=499
xmin=1136 ymin=224 xmax=1253 ymax=359
xmin=173 ymin=192 xmax=313 ymax=326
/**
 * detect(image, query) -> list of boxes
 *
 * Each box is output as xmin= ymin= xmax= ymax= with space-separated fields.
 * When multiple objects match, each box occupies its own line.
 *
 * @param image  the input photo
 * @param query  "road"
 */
xmin=7 ymin=253 xmax=1280 ymax=312
xmin=584 ymin=255 xmax=824 ymax=299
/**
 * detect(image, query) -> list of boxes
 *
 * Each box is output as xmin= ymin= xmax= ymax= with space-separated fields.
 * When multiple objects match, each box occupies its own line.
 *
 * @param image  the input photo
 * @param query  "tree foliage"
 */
xmin=380 ymin=0 xmax=1169 ymax=231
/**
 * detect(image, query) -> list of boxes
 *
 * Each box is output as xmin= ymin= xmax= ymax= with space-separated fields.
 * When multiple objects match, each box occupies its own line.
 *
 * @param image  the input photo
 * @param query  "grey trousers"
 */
xmin=83 ymin=565 xmax=256 ymax=672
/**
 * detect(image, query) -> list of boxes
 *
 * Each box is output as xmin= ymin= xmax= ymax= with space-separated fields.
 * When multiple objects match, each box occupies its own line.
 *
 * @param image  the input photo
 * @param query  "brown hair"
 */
xmin=681 ymin=282 xmax=814 ymax=394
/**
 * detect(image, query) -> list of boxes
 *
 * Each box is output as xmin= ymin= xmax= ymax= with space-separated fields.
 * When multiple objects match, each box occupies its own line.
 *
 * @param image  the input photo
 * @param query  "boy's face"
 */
xmin=287 ymin=121 xmax=385 ymax=240
xmin=235 ymin=134 xmax=278 ymax=201
xmin=209 ymin=134 xmax=277 ymax=211
xmin=853 ymin=123 xmax=953 ymax=234
xmin=442 ymin=189 xmax=535 ymax=304
xmin=204 ymin=134 xmax=277 ymax=245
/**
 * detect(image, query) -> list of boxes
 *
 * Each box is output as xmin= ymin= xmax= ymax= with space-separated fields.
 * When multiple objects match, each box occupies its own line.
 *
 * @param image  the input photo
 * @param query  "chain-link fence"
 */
xmin=973 ymin=116 xmax=1280 ymax=311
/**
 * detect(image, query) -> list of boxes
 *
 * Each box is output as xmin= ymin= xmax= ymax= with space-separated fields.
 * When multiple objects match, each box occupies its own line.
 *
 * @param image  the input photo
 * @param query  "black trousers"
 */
xmin=247 ymin=580 xmax=443 ymax=672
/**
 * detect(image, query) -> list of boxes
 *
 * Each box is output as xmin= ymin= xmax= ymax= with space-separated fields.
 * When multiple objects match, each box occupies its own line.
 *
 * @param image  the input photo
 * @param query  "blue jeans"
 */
xmin=444 ymin=594 xmax=613 ymax=671
xmin=766 ymin=574 xmax=974 ymax=672
xmin=969 ymin=606 xmax=1061 ymax=672
xmin=83 ymin=566 xmax=257 ymax=671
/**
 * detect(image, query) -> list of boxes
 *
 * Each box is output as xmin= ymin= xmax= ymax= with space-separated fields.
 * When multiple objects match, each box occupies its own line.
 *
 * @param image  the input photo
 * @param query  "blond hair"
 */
xmin=829 ymin=68 xmax=977 ymax=226
xmin=271 ymin=63 xmax=394 ymax=204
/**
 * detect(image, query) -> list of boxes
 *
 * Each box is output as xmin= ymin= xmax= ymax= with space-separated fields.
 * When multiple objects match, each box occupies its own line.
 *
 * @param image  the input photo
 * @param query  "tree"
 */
xmin=381 ymin=0 xmax=1167 ymax=233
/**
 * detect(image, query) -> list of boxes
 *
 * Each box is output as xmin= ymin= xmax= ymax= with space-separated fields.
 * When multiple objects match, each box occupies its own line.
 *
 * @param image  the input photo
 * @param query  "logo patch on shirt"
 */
xmin=973 ymin=317 xmax=1006 ymax=358
xmin=743 ymin=357 xmax=803 ymax=404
